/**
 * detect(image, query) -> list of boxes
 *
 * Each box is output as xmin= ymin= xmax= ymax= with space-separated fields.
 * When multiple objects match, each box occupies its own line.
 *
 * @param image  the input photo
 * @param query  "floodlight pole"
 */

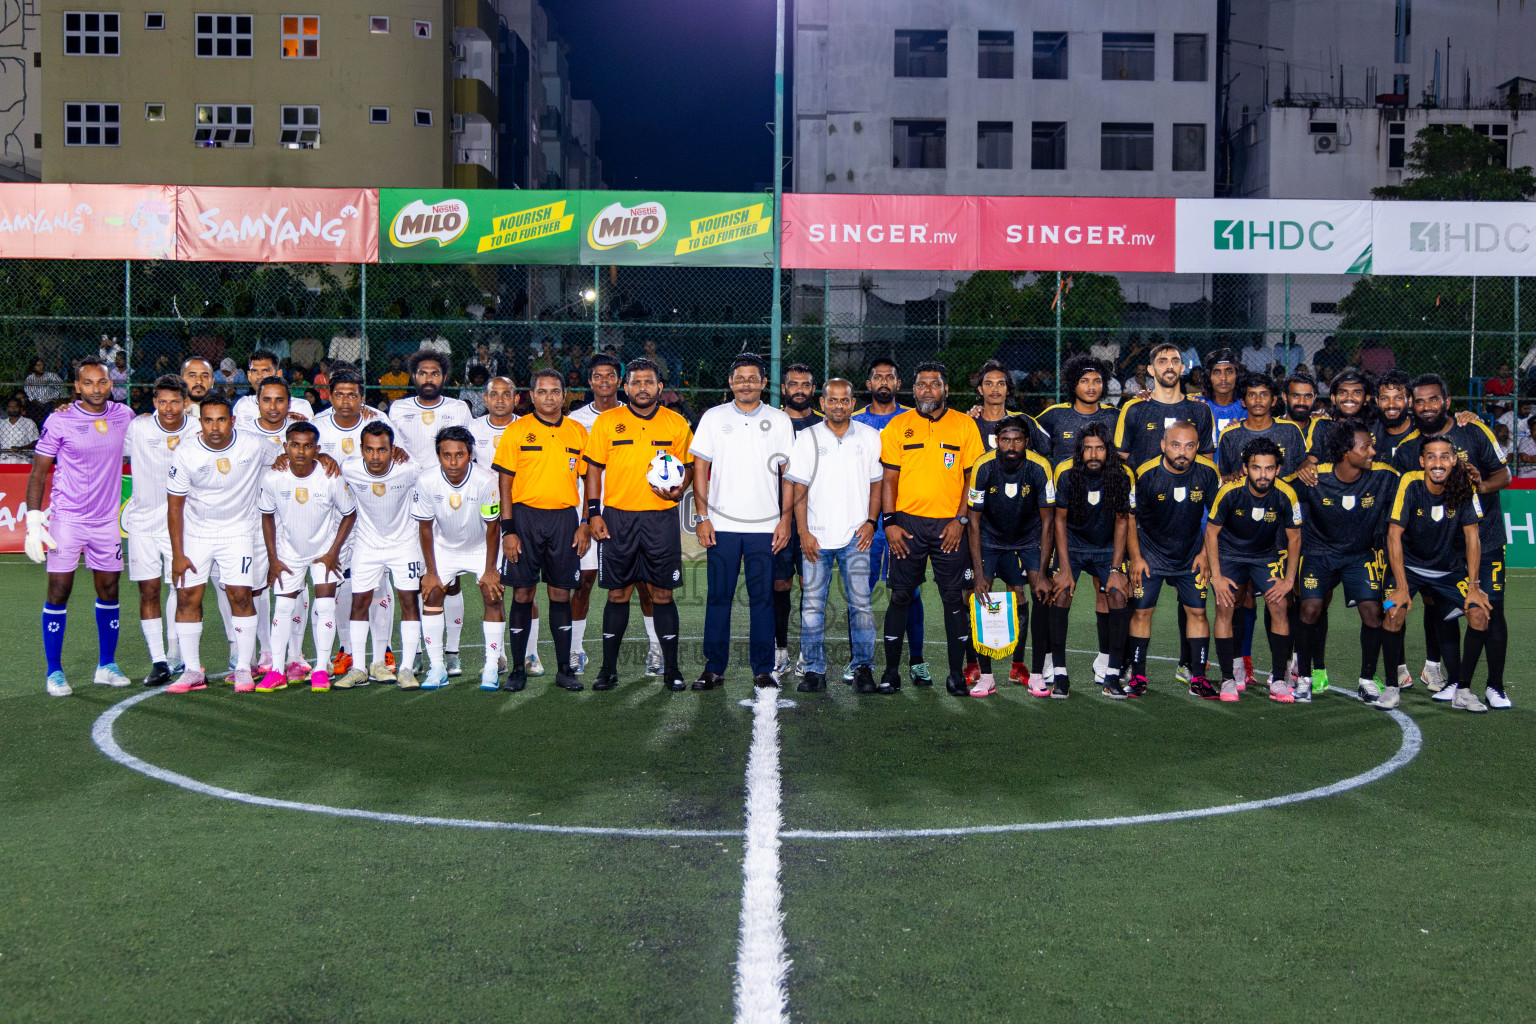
xmin=769 ymin=0 xmax=785 ymax=406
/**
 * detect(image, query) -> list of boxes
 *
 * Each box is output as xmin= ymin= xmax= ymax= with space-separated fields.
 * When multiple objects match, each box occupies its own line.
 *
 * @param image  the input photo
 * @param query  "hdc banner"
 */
xmin=979 ymin=197 xmax=1175 ymax=272
xmin=176 ymin=186 xmax=378 ymax=262
xmin=1371 ymin=201 xmax=1536 ymax=276
xmin=0 ymin=184 xmax=175 ymax=259
xmin=780 ymin=193 xmax=979 ymax=270
xmin=379 ymin=189 xmax=580 ymax=264
xmin=1174 ymin=199 xmax=1374 ymax=274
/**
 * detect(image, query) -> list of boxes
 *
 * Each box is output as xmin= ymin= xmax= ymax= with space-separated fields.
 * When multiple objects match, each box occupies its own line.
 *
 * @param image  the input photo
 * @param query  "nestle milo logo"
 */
xmin=390 ymin=198 xmax=469 ymax=247
xmin=587 ymin=200 xmax=667 ymax=250
xmin=1214 ymin=219 xmax=1335 ymax=251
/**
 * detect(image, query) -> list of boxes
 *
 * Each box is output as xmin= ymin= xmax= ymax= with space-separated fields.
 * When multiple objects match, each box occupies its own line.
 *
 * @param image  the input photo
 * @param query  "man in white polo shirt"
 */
xmin=786 ymin=378 xmax=882 ymax=693
xmin=690 ymin=353 xmax=795 ymax=690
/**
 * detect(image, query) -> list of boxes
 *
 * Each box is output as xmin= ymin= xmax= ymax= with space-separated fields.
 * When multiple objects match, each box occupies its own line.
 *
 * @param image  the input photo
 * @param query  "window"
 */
xmin=1173 ymin=34 xmax=1207 ymax=81
xmin=978 ymin=31 xmax=1013 ymax=79
xmin=1031 ymin=121 xmax=1066 ymax=169
xmin=64 ymin=102 xmax=119 ymax=145
xmin=1474 ymin=123 xmax=1510 ymax=166
xmin=1310 ymin=302 xmax=1338 ymax=315
xmin=977 ymin=121 xmax=1012 ymax=169
xmin=281 ymin=15 xmax=318 ymax=58
xmin=144 ymin=102 xmax=165 ymax=121
xmin=194 ymin=103 xmax=253 ymax=146
xmin=369 ymin=106 xmax=390 ymax=124
xmin=1388 ymin=122 xmax=1406 ymax=168
xmin=63 ymin=12 xmax=119 ymax=55
xmin=1308 ymin=121 xmax=1338 ymax=134
xmin=280 ymin=105 xmax=320 ymax=147
xmin=892 ymin=118 xmax=945 ymax=168
xmin=1172 ymin=123 xmax=1206 ymax=171
xmin=414 ymin=108 xmax=433 ymax=127
xmin=1032 ymin=32 xmax=1067 ymax=79
xmin=195 ymin=14 xmax=253 ymax=57
xmin=413 ymin=19 xmax=431 ymax=39
xmin=894 ymin=30 xmax=946 ymax=78
xmin=144 ymin=12 xmax=164 ymax=30
xmin=1102 ymin=32 xmax=1153 ymax=81
xmin=369 ymin=15 xmax=388 ymax=33
xmin=1101 ymin=122 xmax=1153 ymax=170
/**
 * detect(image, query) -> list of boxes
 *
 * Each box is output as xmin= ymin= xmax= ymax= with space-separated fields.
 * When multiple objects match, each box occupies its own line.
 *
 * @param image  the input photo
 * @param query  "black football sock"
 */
xmin=883 ymin=595 xmax=912 ymax=676
xmin=1095 ymin=611 xmax=1111 ymax=662
xmin=1382 ymin=628 xmax=1405 ymax=687
xmin=1189 ymin=636 xmax=1210 ymax=680
xmin=1030 ymin=595 xmax=1051 ymax=674
xmin=1313 ymin=606 xmax=1330 ymax=670
xmin=1436 ymin=615 xmax=1463 ymax=684
xmin=1177 ymin=604 xmax=1190 ymax=668
xmin=1048 ymin=606 xmax=1069 ymax=674
xmin=1215 ymin=635 xmax=1237 ymax=683
xmin=654 ymin=602 xmax=681 ymax=679
xmin=1268 ymin=630 xmax=1294 ymax=684
xmin=1423 ymin=605 xmax=1443 ymax=664
xmin=1486 ymin=603 xmax=1507 ymax=687
xmin=1108 ymin=609 xmax=1131 ymax=676
xmin=509 ymin=599 xmax=534 ymax=673
xmin=1359 ymin=621 xmax=1383 ymax=682
xmin=1129 ymin=636 xmax=1150 ymax=679
xmin=598 ymin=599 xmax=630 ymax=678
xmin=1013 ymin=597 xmax=1029 ymax=669
xmin=942 ymin=599 xmax=968 ymax=678
xmin=1101 ymin=610 xmax=1128 ymax=678
xmin=1457 ymin=626 xmax=1488 ymax=686
xmin=1296 ymin=620 xmax=1315 ymax=678
xmin=773 ymin=588 xmax=790 ymax=649
xmin=548 ymin=599 xmax=572 ymax=676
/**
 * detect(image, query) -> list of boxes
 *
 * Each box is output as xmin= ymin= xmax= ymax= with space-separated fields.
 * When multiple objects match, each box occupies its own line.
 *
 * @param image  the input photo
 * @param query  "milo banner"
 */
xmin=379 ymin=189 xmax=580 ymax=264
xmin=578 ymin=192 xmax=772 ymax=267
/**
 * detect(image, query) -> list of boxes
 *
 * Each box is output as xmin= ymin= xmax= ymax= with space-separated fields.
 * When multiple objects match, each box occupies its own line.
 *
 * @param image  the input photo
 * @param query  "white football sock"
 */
xmin=483 ymin=620 xmax=503 ymax=669
xmin=570 ymin=617 xmax=586 ymax=659
xmin=369 ymin=590 xmax=393 ymax=663
xmin=215 ymin=584 xmax=235 ymax=642
xmin=527 ymin=608 xmax=541 ymax=655
xmin=423 ymin=612 xmax=446 ymax=670
xmin=141 ymin=617 xmax=166 ymax=665
xmin=233 ymin=614 xmax=258 ymax=672
xmin=349 ymin=620 xmax=370 ymax=666
xmin=269 ymin=596 xmax=296 ymax=670
xmin=253 ymin=593 xmax=271 ymax=658
xmin=293 ymin=589 xmax=311 ymax=662
xmin=643 ymin=614 xmax=659 ymax=645
xmin=335 ymin=579 xmax=353 ymax=652
xmin=164 ymin=591 xmax=181 ymax=660
xmin=445 ymin=591 xmax=465 ymax=653
xmin=399 ymin=619 xmax=421 ymax=670
xmin=311 ymin=598 xmax=338 ymax=671
xmin=176 ymin=621 xmax=204 ymax=671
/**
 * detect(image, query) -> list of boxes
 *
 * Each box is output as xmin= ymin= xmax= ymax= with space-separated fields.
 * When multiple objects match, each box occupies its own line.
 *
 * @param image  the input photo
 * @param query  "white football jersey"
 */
xmin=247 ymin=420 xmax=288 ymax=466
xmin=341 ymin=457 xmax=422 ymax=549
xmin=258 ymin=465 xmax=357 ymax=563
xmin=313 ymin=406 xmax=394 ymax=463
xmin=467 ymin=413 xmax=516 ymax=472
xmin=412 ymin=465 xmax=501 ymax=554
xmin=123 ymin=413 xmax=199 ymax=537
xmin=386 ymin=395 xmax=473 ymax=467
xmin=166 ymin=430 xmax=268 ymax=539
xmin=233 ymin=394 xmax=314 ymax=430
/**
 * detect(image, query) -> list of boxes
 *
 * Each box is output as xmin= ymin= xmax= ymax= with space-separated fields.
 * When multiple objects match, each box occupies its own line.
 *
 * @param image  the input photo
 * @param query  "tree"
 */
xmin=1373 ymin=124 xmax=1536 ymax=202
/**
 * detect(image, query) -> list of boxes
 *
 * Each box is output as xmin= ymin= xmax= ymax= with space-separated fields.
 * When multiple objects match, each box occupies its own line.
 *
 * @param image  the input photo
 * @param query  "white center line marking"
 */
xmin=733 ymin=686 xmax=790 ymax=1024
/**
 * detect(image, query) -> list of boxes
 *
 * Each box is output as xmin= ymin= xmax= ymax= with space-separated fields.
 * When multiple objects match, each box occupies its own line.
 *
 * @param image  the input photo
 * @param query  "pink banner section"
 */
xmin=782 ymin=193 xmax=979 ymax=270
xmin=176 ymin=186 xmax=378 ymax=262
xmin=0 ymin=184 xmax=175 ymax=259
xmin=977 ymin=197 xmax=1175 ymax=272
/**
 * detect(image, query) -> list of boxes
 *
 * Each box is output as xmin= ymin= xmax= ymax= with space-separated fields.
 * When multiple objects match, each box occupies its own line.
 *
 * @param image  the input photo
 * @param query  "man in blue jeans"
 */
xmin=787 ymin=378 xmax=883 ymax=692
xmin=691 ymin=354 xmax=796 ymax=689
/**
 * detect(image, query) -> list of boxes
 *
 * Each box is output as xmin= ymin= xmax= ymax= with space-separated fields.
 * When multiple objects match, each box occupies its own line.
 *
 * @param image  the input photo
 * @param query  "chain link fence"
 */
xmin=1 ymin=259 xmax=1529 ymax=454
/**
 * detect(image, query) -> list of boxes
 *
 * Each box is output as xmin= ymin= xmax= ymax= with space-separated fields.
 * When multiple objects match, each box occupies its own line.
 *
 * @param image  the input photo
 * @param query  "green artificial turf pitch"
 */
xmin=3 ymin=554 xmax=1535 ymax=1022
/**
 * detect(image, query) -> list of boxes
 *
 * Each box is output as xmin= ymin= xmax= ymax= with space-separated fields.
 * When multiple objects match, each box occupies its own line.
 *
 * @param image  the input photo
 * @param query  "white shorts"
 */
xmin=128 ymin=530 xmax=174 ymax=584
xmin=351 ymin=541 xmax=425 ymax=593
xmin=180 ymin=533 xmax=259 ymax=589
xmin=273 ymin=558 xmax=344 ymax=595
xmin=580 ymin=541 xmax=599 ymax=572
xmin=433 ymin=545 xmax=487 ymax=585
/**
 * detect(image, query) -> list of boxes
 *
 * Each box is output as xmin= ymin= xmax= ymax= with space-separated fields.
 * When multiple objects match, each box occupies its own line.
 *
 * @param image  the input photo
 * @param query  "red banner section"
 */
xmin=782 ymin=193 xmax=979 ymax=270
xmin=176 ymin=186 xmax=378 ymax=262
xmin=977 ymin=197 xmax=1175 ymax=272
xmin=0 ymin=184 xmax=176 ymax=260
xmin=0 ymin=464 xmax=48 ymax=554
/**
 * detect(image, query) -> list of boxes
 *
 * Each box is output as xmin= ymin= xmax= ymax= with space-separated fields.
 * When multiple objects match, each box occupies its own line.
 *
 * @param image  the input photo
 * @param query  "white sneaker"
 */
xmin=524 ymin=651 xmax=544 ymax=677
xmin=1234 ymin=660 xmax=1248 ymax=690
xmin=1174 ymin=664 xmax=1192 ymax=685
xmin=1452 ymin=687 xmax=1488 ymax=713
xmin=1041 ymin=653 xmax=1054 ymax=679
xmin=645 ymin=643 xmax=663 ymax=676
xmin=1396 ymin=664 xmax=1413 ymax=689
xmin=1431 ymin=682 xmax=1458 ymax=703
xmin=1357 ymin=678 xmax=1381 ymax=702
xmin=1486 ymin=684 xmax=1512 ymax=710
xmin=1373 ymin=685 xmax=1402 ymax=710
xmin=969 ymin=674 xmax=996 ymax=697
xmin=795 ymin=651 xmax=806 ymax=677
xmin=1294 ymin=677 xmax=1312 ymax=703
xmin=45 ymin=671 xmax=71 ymax=697
xmin=1421 ymin=661 xmax=1448 ymax=692
xmin=772 ymin=647 xmax=791 ymax=681
xmin=93 ymin=663 xmax=132 ymax=688
xmin=1092 ymin=652 xmax=1108 ymax=685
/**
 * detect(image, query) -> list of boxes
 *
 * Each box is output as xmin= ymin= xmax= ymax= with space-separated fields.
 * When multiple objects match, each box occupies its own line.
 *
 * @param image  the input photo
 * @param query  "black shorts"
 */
xmin=1480 ymin=545 xmax=1506 ymax=604
xmin=1299 ymin=550 xmax=1382 ymax=607
xmin=1223 ymin=554 xmax=1289 ymax=598
xmin=1063 ymin=546 xmax=1124 ymax=591
xmin=597 ymin=506 xmax=684 ymax=590
xmin=980 ymin=546 xmax=1040 ymax=588
xmin=1132 ymin=567 xmax=1208 ymax=610
xmin=886 ymin=512 xmax=973 ymax=597
xmin=774 ymin=529 xmax=802 ymax=581
xmin=1402 ymin=565 xmax=1472 ymax=620
xmin=502 ymin=504 xmax=583 ymax=589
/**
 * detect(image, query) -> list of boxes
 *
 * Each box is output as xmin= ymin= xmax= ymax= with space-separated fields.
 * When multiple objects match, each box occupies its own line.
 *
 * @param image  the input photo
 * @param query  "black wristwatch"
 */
xmin=955 ymin=514 xmax=969 ymax=526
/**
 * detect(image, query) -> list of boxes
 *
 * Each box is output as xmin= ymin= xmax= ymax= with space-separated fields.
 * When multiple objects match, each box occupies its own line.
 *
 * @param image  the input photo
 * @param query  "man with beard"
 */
xmin=1298 ymin=369 xmax=1373 ymax=483
xmin=1049 ymin=423 xmax=1136 ymax=697
xmin=877 ymin=362 xmax=984 ymax=695
xmin=233 ymin=350 xmax=312 ymax=428
xmin=692 ymin=355 xmax=795 ymax=690
xmin=1391 ymin=375 xmax=1511 ymax=708
xmin=1205 ymin=438 xmax=1302 ymax=702
xmin=180 ymin=355 xmax=214 ymax=415
xmin=1282 ymin=372 xmax=1322 ymax=435
xmin=853 ymin=357 xmax=928 ymax=684
xmin=1125 ymin=423 xmax=1221 ymax=698
xmin=1200 ymin=348 xmax=1246 ymax=437
xmin=465 ymin=375 xmax=528 ymax=679
xmin=1293 ymin=420 xmax=1398 ymax=703
xmin=964 ymin=418 xmax=1054 ymax=697
xmin=775 ymin=364 xmax=821 ymax=678
xmin=1376 ymin=434 xmax=1493 ymax=712
xmin=584 ymin=359 xmax=694 ymax=692
xmin=1373 ymin=370 xmax=1419 ymax=464
xmin=1115 ymin=342 xmax=1216 ymax=466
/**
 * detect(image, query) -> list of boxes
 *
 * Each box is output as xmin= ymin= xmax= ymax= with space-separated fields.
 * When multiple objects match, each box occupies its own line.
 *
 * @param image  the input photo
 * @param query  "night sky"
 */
xmin=540 ymin=0 xmax=787 ymax=193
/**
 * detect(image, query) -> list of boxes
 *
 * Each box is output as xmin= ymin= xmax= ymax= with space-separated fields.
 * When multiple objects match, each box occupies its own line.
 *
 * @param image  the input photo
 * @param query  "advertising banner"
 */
xmin=176 ymin=186 xmax=377 ymax=262
xmin=577 ymin=192 xmax=773 ymax=266
xmin=1500 ymin=480 xmax=1536 ymax=569
xmin=378 ymin=189 xmax=579 ymax=264
xmin=0 ymin=464 xmax=50 ymax=555
xmin=0 ymin=184 xmax=175 ymax=259
xmin=781 ymin=193 xmax=978 ymax=270
xmin=1371 ymin=201 xmax=1536 ymax=277
xmin=980 ymin=196 xmax=1175 ymax=272
xmin=1175 ymin=199 xmax=1374 ymax=274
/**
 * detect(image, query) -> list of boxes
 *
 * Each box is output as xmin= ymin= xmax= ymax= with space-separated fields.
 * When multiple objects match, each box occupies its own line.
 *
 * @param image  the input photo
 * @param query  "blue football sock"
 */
xmin=1239 ymin=604 xmax=1257 ymax=658
xmin=907 ymin=592 xmax=925 ymax=662
xmin=96 ymin=601 xmax=121 ymax=666
xmin=43 ymin=603 xmax=67 ymax=675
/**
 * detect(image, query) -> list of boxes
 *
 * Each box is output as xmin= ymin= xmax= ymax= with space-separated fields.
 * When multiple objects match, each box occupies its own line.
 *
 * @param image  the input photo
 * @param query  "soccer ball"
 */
xmin=647 ymin=451 xmax=685 ymax=491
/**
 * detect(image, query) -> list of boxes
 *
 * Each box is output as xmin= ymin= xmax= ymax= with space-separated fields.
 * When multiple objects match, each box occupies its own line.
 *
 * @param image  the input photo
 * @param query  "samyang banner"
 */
xmin=176 ymin=186 xmax=377 ymax=262
xmin=1371 ymin=201 xmax=1536 ymax=277
xmin=0 ymin=184 xmax=175 ymax=260
xmin=576 ymin=192 xmax=772 ymax=266
xmin=1175 ymin=199 xmax=1373 ymax=274
xmin=378 ymin=189 xmax=580 ymax=264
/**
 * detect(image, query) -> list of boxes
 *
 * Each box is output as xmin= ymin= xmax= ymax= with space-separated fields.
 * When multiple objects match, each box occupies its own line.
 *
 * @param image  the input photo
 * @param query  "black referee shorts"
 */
xmin=885 ymin=511 xmax=973 ymax=599
xmin=597 ymin=506 xmax=684 ymax=590
xmin=502 ymin=504 xmax=583 ymax=589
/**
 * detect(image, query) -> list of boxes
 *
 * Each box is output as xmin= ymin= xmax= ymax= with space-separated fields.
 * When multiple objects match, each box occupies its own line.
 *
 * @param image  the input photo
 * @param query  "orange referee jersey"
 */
xmin=491 ymin=412 xmax=589 ymax=510
xmin=879 ymin=407 xmax=984 ymax=518
xmin=582 ymin=403 xmax=694 ymax=513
